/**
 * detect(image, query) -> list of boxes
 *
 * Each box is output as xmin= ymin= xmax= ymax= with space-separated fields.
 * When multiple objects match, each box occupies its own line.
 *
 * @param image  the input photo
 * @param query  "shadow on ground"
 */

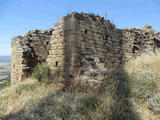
xmin=1 ymin=68 xmax=141 ymax=120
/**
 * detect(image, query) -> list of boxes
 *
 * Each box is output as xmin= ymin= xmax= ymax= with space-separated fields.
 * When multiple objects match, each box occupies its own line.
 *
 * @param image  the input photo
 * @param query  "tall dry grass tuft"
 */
xmin=126 ymin=52 xmax=160 ymax=76
xmin=125 ymin=52 xmax=160 ymax=99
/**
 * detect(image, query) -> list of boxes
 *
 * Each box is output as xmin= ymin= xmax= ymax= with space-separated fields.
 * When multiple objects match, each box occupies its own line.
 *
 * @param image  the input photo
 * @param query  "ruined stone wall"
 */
xmin=11 ymin=29 xmax=53 ymax=84
xmin=47 ymin=12 xmax=160 ymax=86
xmin=121 ymin=27 xmax=160 ymax=62
xmin=12 ymin=12 xmax=160 ymax=86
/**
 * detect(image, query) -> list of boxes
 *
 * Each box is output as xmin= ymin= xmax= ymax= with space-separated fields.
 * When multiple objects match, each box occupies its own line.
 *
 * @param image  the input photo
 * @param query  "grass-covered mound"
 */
xmin=1 ymin=52 xmax=160 ymax=120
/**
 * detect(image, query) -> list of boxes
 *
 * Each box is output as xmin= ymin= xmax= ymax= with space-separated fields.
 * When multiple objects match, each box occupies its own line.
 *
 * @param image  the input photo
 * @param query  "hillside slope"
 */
xmin=1 ymin=52 xmax=160 ymax=120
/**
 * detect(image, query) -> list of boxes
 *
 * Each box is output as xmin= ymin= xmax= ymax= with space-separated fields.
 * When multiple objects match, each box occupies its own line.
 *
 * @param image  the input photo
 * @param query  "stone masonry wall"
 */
xmin=11 ymin=12 xmax=160 ymax=86
xmin=47 ymin=14 xmax=82 ymax=83
xmin=121 ymin=26 xmax=160 ymax=62
xmin=47 ymin=12 xmax=160 ymax=86
xmin=11 ymin=29 xmax=53 ymax=84
xmin=72 ymin=13 xmax=122 ymax=85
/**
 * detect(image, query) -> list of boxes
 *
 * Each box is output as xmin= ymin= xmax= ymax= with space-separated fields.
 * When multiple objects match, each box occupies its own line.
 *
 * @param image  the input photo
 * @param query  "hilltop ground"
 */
xmin=0 ymin=52 xmax=160 ymax=120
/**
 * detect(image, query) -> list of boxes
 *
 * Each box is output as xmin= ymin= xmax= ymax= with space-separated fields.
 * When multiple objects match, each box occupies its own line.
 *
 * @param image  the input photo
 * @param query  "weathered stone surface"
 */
xmin=11 ymin=29 xmax=53 ymax=84
xmin=11 ymin=12 xmax=160 ymax=86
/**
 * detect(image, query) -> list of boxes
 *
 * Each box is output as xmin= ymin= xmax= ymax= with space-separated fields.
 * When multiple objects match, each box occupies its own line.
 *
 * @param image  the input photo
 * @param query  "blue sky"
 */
xmin=0 ymin=0 xmax=160 ymax=55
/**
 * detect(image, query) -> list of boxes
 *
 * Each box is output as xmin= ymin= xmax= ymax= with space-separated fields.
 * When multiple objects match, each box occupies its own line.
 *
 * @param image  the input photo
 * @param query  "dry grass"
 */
xmin=1 ymin=52 xmax=160 ymax=119
xmin=0 ymin=78 xmax=63 ymax=118
xmin=126 ymin=52 xmax=160 ymax=95
xmin=124 ymin=52 xmax=160 ymax=120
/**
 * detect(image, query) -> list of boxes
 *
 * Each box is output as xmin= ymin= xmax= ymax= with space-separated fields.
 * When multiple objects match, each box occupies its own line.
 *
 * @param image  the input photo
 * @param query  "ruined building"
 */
xmin=11 ymin=12 xmax=160 ymax=85
xmin=11 ymin=29 xmax=53 ymax=83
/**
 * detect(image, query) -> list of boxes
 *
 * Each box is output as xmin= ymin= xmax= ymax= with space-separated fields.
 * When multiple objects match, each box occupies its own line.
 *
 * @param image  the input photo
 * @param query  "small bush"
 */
xmin=144 ymin=25 xmax=152 ymax=29
xmin=33 ymin=65 xmax=52 ymax=84
xmin=88 ymin=13 xmax=100 ymax=20
xmin=3 ymin=79 xmax=11 ymax=88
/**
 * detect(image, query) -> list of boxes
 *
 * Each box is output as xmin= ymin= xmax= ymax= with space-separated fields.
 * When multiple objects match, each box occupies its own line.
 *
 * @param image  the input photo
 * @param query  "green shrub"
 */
xmin=3 ymin=79 xmax=11 ymax=88
xmin=33 ymin=65 xmax=52 ymax=84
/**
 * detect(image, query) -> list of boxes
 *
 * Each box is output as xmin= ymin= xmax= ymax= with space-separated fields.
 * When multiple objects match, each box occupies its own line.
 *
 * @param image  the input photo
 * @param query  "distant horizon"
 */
xmin=0 ymin=55 xmax=11 ymax=56
xmin=0 ymin=56 xmax=11 ymax=63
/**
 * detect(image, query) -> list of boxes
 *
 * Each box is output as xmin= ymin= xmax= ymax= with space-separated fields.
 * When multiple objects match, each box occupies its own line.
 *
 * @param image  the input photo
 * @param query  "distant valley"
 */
xmin=0 ymin=56 xmax=11 ymax=63
xmin=0 ymin=56 xmax=11 ymax=88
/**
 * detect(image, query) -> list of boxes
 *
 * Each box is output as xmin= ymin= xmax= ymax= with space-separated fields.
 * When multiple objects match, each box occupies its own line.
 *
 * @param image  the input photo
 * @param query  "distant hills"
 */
xmin=0 ymin=56 xmax=11 ymax=63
